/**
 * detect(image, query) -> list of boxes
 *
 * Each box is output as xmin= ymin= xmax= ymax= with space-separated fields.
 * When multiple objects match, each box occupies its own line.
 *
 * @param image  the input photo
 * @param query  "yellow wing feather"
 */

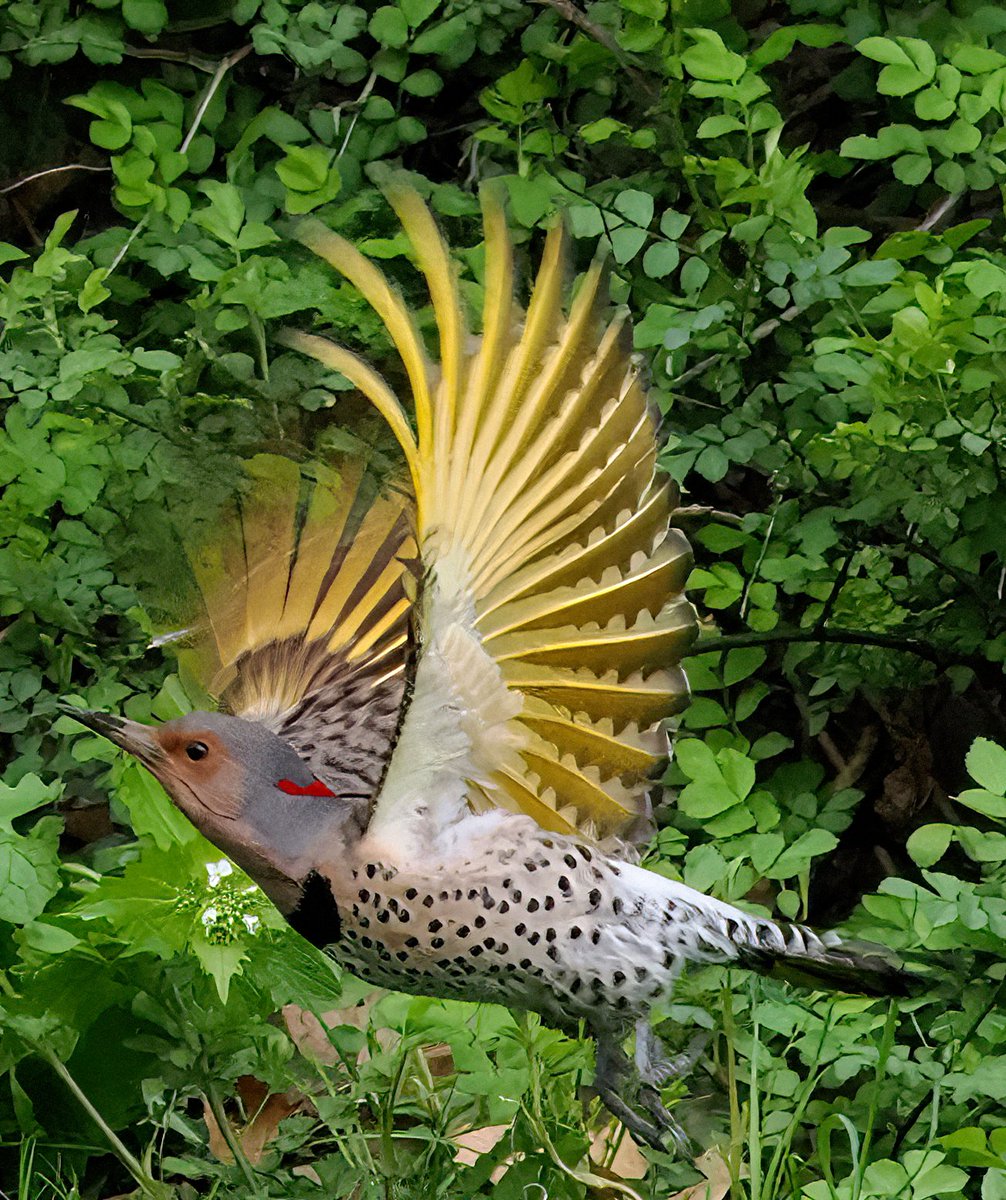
xmin=183 ymin=455 xmax=413 ymax=730
xmin=292 ymin=184 xmax=696 ymax=839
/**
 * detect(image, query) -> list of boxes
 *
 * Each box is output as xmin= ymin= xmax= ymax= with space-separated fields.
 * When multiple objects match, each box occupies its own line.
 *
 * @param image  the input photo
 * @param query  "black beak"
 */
xmin=58 ymin=703 xmax=163 ymax=765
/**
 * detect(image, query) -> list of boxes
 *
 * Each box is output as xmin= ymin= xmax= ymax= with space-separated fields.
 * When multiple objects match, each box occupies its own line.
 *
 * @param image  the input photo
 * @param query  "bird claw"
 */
xmin=594 ymin=1082 xmax=668 ymax=1152
xmin=640 ymin=1085 xmax=691 ymax=1154
xmin=594 ymin=1031 xmax=695 ymax=1155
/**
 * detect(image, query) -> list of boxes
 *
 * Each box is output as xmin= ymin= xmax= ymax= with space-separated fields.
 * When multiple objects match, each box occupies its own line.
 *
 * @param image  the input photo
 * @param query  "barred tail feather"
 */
xmin=738 ymin=921 xmax=917 ymax=998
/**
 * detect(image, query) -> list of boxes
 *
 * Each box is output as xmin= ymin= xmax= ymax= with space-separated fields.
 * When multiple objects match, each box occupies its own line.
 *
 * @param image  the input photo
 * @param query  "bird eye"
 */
xmin=186 ymin=741 xmax=209 ymax=762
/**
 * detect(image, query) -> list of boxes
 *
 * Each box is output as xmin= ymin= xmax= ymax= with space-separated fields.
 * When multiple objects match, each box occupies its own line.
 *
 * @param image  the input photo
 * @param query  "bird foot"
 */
xmin=594 ymin=1079 xmax=669 ymax=1151
xmin=635 ymin=1021 xmax=708 ymax=1089
xmin=640 ymin=1085 xmax=691 ymax=1154
xmin=594 ymin=1033 xmax=693 ymax=1155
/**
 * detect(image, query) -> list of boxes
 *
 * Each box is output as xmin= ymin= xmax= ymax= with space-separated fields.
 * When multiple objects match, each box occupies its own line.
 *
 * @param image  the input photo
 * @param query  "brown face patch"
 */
xmin=150 ymin=727 xmax=245 ymax=820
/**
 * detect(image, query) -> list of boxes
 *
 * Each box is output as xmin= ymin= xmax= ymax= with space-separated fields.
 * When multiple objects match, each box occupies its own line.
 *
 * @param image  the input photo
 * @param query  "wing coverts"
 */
xmin=289 ymin=184 xmax=697 ymax=839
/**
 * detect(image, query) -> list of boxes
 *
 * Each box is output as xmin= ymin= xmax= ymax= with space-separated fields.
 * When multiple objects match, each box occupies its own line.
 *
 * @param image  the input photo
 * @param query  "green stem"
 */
xmin=720 ymin=982 xmax=745 ymax=1200
xmin=204 ymin=1081 xmax=261 ymax=1194
xmin=61 ymin=861 xmax=103 ymax=883
xmin=41 ymin=1048 xmax=162 ymax=1198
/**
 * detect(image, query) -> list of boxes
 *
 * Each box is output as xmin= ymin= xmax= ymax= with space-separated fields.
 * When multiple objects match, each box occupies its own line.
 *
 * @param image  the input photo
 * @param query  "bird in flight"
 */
xmin=66 ymin=181 xmax=911 ymax=1149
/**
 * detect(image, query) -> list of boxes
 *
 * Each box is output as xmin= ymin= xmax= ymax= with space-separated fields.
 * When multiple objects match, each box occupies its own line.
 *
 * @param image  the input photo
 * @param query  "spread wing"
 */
xmin=286 ymin=182 xmax=696 ymax=844
xmin=181 ymin=453 xmax=415 ymax=808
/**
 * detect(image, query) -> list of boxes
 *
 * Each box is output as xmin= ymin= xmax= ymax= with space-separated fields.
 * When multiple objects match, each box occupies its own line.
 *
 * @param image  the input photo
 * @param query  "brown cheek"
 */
xmin=157 ymin=753 xmax=245 ymax=823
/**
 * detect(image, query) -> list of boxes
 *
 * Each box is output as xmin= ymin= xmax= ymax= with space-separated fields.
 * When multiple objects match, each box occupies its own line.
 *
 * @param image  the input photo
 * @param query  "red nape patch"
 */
xmin=277 ymin=778 xmax=336 ymax=798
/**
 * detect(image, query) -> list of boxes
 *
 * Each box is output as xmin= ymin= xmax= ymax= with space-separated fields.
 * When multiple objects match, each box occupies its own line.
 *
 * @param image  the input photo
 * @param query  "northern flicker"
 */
xmin=65 ymin=181 xmax=912 ymax=1149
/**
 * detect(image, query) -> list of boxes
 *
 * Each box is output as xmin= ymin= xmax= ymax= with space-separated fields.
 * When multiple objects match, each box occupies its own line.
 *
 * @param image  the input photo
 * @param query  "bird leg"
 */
xmin=634 ymin=1020 xmax=708 ymax=1088
xmin=593 ymin=1034 xmax=691 ymax=1153
xmin=593 ymin=1035 xmax=668 ymax=1151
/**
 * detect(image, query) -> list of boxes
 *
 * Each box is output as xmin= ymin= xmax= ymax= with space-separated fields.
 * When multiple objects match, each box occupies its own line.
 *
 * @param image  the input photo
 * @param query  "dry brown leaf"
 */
xmin=423 ymin=1041 xmax=455 ymax=1077
xmin=589 ymin=1120 xmax=648 ymax=1180
xmin=452 ymin=1123 xmax=511 ymax=1166
xmin=668 ymin=1148 xmax=731 ymax=1200
xmin=292 ymin=1164 xmax=323 ymax=1184
xmin=282 ymin=991 xmax=384 ymax=1064
xmin=202 ymin=1078 xmax=306 ymax=1165
xmin=452 ymin=1123 xmax=513 ymax=1182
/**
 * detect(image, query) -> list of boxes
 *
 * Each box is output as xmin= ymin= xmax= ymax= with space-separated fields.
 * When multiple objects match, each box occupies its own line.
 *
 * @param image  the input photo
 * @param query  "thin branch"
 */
xmin=915 ymin=192 xmax=959 ymax=232
xmin=122 ymin=45 xmax=219 ymax=73
xmin=105 ymin=44 xmax=252 ymax=277
xmin=530 ymin=0 xmax=642 ymax=76
xmin=672 ymin=504 xmax=744 ymax=526
xmin=671 ymin=305 xmax=802 ymax=389
xmin=814 ymin=547 xmax=855 ymax=631
xmin=181 ymin=44 xmax=252 ymax=155
xmin=832 ymin=723 xmax=880 ymax=791
xmin=688 ymin=627 xmax=965 ymax=668
xmin=0 ymin=164 xmax=110 ymax=197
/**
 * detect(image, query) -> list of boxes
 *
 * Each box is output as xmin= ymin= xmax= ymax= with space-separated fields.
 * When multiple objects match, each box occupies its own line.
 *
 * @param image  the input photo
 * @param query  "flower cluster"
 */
xmin=178 ymin=860 xmax=264 ymax=946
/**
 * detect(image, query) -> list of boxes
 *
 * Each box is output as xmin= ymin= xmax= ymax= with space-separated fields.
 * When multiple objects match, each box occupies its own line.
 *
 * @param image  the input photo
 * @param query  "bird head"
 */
xmin=61 ymin=706 xmax=359 ymax=922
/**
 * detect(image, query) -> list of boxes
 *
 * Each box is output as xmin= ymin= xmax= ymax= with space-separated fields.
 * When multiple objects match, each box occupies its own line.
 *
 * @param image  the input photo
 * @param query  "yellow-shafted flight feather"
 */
xmin=286 ymin=182 xmax=696 ymax=840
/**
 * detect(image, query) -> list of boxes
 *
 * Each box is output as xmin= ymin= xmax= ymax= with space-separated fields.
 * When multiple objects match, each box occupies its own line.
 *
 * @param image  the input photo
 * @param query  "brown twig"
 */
xmin=530 ymin=0 xmax=658 ymax=98
xmin=832 ymin=724 xmax=879 ymax=791
xmin=689 ymin=626 xmax=972 ymax=669
xmin=671 ymin=505 xmax=744 ymax=526
xmin=531 ymin=0 xmax=631 ymax=64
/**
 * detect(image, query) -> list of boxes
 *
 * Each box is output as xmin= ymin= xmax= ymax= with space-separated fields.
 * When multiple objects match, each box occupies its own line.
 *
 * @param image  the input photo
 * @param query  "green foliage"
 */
xmin=2 ymin=0 xmax=1006 ymax=1195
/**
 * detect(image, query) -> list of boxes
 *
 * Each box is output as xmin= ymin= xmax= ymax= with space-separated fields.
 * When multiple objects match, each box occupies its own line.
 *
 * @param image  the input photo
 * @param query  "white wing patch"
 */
xmin=365 ymin=548 xmax=525 ymax=857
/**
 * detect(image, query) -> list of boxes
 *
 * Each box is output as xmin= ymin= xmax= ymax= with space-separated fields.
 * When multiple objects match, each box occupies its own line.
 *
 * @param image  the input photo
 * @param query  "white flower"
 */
xmin=243 ymin=914 xmax=261 ymax=934
xmin=201 ymin=907 xmax=218 ymax=926
xmin=205 ymin=859 xmax=233 ymax=887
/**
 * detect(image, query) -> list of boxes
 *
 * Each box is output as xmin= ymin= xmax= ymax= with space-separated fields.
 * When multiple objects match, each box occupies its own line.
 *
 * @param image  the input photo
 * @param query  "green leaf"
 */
xmin=767 ymin=830 xmax=838 ymax=879
xmin=843 ymin=259 xmax=901 ymax=286
xmin=915 ymin=88 xmax=956 ymax=121
xmin=190 ymin=936 xmax=247 ymax=1004
xmin=893 ymin=153 xmax=931 ymax=185
xmin=0 ymin=817 xmax=62 ymax=925
xmin=660 ymin=210 xmax=690 ymax=239
xmin=681 ymin=29 xmax=746 ymax=82
xmin=402 ymin=69 xmax=442 ymax=96
xmin=907 ymin=823 xmax=955 ymax=868
xmin=121 ymin=0 xmax=168 ymax=35
xmin=0 ymin=241 xmax=28 ymax=267
xmin=195 ymin=179 xmax=245 ymax=243
xmin=115 ymin=760 xmax=199 ymax=849
xmin=401 ymin=0 xmax=440 ymax=24
xmin=642 ymin=242 xmax=679 ymax=278
xmin=276 ymin=145 xmax=332 ymax=192
xmin=78 ymin=267 xmax=111 ymax=312
xmin=369 ymin=6 xmax=409 ymax=48
xmin=951 ymin=45 xmax=1006 ymax=74
xmin=674 ymin=738 xmax=721 ymax=784
xmin=858 ymin=36 xmax=936 ymax=96
xmin=412 ymin=14 xmax=469 ymax=55
xmin=697 ymin=114 xmax=744 ymax=138
xmin=856 ymin=37 xmax=914 ymax=67
xmin=613 ymin=189 xmax=654 ymax=229
xmin=965 ymin=737 xmax=1006 ymax=792
xmin=957 ymin=789 xmax=1006 ymax=821
xmin=609 ymin=225 xmax=647 ymax=264
xmin=580 ymin=118 xmax=630 ymax=144
xmin=723 ymin=647 xmax=767 ymax=686
xmin=0 ymin=775 xmax=63 ymax=823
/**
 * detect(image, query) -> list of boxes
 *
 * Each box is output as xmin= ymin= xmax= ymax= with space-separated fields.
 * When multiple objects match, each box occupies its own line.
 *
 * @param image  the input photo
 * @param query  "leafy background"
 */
xmin=2 ymin=0 xmax=1006 ymax=1196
